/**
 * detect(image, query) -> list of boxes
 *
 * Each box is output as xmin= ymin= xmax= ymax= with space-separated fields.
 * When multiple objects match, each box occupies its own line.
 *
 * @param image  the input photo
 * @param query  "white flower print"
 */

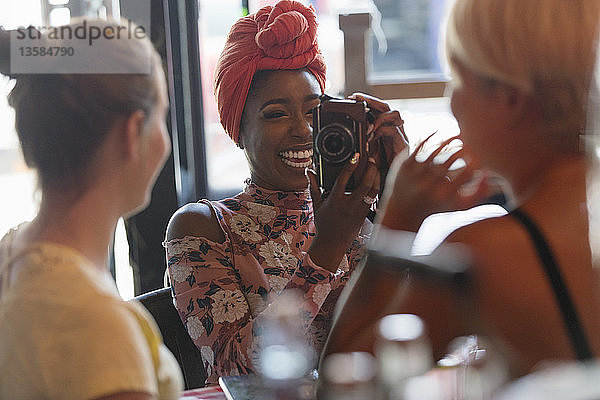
xmin=337 ymin=256 xmax=350 ymax=273
xmin=230 ymin=214 xmax=262 ymax=242
xmin=166 ymin=239 xmax=192 ymax=255
xmin=201 ymin=346 xmax=214 ymax=365
xmin=201 ymin=346 xmax=214 ymax=378
xmin=186 ymin=316 xmax=205 ymax=340
xmin=312 ymin=283 xmax=331 ymax=306
xmin=267 ymin=275 xmax=288 ymax=294
xmin=280 ymin=232 xmax=294 ymax=247
xmin=247 ymin=336 xmax=262 ymax=373
xmin=247 ymin=203 xmax=276 ymax=224
xmin=169 ymin=264 xmax=192 ymax=283
xmin=237 ymin=350 xmax=247 ymax=367
xmin=211 ymin=289 xmax=249 ymax=323
xmin=246 ymin=292 xmax=267 ymax=316
xmin=259 ymin=241 xmax=296 ymax=270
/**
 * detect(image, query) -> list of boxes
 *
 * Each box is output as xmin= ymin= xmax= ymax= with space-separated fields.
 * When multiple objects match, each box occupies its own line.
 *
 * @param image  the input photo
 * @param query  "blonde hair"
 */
xmin=445 ymin=0 xmax=600 ymax=136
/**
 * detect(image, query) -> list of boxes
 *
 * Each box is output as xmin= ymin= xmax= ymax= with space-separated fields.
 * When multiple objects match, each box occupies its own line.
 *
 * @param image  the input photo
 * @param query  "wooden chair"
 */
xmin=133 ymin=287 xmax=207 ymax=389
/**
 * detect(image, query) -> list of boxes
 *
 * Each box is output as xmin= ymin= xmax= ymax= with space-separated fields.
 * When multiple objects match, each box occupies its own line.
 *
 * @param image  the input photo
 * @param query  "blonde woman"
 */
xmin=325 ymin=0 xmax=600 ymax=378
xmin=0 ymin=20 xmax=182 ymax=399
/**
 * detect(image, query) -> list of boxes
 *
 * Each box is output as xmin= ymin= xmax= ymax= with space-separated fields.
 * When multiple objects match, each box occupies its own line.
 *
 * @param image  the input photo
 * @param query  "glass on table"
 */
xmin=256 ymin=289 xmax=317 ymax=399
xmin=435 ymin=335 xmax=508 ymax=400
xmin=319 ymin=351 xmax=382 ymax=400
xmin=375 ymin=314 xmax=434 ymax=399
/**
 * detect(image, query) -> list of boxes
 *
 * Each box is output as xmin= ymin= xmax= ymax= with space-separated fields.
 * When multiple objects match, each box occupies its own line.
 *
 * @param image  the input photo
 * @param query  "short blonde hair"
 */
xmin=445 ymin=0 xmax=600 ymax=135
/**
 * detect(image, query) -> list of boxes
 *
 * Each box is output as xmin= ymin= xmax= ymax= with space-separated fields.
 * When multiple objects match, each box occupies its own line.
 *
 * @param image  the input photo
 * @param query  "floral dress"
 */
xmin=164 ymin=182 xmax=370 ymax=385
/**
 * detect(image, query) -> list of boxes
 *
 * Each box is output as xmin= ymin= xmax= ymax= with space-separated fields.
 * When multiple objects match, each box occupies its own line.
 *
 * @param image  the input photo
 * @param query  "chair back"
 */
xmin=133 ymin=287 xmax=206 ymax=389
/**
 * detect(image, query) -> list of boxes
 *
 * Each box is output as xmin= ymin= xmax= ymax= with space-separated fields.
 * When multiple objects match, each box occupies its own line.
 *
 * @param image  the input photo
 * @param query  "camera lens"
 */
xmin=315 ymin=123 xmax=355 ymax=163
xmin=324 ymin=134 xmax=344 ymax=154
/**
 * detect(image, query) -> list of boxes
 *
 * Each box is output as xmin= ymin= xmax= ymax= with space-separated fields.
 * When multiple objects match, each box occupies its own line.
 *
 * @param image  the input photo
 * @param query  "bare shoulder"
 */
xmin=446 ymin=213 xmax=515 ymax=246
xmin=165 ymin=202 xmax=225 ymax=244
xmin=445 ymin=213 xmax=528 ymax=265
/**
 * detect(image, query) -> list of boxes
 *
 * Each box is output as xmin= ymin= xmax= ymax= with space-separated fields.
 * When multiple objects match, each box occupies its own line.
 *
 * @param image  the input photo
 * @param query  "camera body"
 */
xmin=313 ymin=97 xmax=370 ymax=193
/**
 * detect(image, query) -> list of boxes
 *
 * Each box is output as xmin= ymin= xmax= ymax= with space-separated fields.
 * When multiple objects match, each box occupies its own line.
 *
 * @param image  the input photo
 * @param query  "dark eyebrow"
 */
xmin=259 ymin=98 xmax=289 ymax=111
xmin=259 ymin=94 xmax=321 ymax=111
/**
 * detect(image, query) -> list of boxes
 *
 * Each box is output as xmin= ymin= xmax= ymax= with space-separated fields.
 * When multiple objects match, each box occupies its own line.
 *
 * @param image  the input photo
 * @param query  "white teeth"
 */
xmin=279 ymin=149 xmax=314 ymax=159
xmin=281 ymin=158 xmax=312 ymax=168
xmin=279 ymin=149 xmax=313 ymax=168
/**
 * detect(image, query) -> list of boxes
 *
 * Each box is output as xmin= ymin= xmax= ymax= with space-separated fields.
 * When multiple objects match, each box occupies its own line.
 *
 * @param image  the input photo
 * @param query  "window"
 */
xmin=0 ymin=1 xmax=43 ymax=237
xmin=370 ymin=0 xmax=450 ymax=82
xmin=197 ymin=0 xmax=458 ymax=198
xmin=0 ymin=1 xmax=135 ymax=299
xmin=198 ymin=0 xmax=249 ymax=196
xmin=0 ymin=0 xmax=462 ymax=296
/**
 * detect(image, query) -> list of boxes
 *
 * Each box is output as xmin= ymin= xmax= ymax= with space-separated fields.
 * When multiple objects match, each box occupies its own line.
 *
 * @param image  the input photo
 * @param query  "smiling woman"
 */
xmin=163 ymin=0 xmax=407 ymax=386
xmin=239 ymin=69 xmax=321 ymax=191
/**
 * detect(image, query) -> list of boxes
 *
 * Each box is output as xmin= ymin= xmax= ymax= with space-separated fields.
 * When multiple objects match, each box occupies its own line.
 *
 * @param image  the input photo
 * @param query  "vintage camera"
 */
xmin=313 ymin=95 xmax=371 ymax=193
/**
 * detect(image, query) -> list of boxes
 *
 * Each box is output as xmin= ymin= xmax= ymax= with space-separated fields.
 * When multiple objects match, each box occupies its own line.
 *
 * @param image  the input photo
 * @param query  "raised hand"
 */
xmin=349 ymin=92 xmax=409 ymax=182
xmin=306 ymin=153 xmax=380 ymax=271
xmin=378 ymin=132 xmax=490 ymax=232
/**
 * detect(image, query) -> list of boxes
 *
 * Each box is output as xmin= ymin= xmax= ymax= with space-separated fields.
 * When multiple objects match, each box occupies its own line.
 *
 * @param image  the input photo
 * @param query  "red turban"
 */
xmin=214 ymin=0 xmax=327 ymax=145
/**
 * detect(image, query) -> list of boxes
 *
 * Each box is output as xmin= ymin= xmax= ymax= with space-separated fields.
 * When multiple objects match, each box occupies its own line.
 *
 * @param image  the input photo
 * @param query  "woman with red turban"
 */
xmin=164 ymin=0 xmax=407 ymax=384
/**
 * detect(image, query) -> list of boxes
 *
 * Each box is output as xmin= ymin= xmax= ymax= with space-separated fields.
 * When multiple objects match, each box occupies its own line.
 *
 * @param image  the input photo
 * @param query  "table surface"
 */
xmin=179 ymin=371 xmax=451 ymax=400
xmin=180 ymin=386 xmax=226 ymax=400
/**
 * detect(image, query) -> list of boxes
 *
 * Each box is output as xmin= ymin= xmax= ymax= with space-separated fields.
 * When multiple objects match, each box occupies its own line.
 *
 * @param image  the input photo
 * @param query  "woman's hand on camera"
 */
xmin=377 ymin=133 xmax=490 ymax=232
xmin=306 ymin=153 xmax=379 ymax=272
xmin=349 ymin=92 xmax=409 ymax=178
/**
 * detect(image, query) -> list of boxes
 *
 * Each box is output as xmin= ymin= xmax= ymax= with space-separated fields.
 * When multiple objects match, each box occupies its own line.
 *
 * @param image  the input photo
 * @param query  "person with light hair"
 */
xmin=324 ymin=0 xmax=600 ymax=379
xmin=0 ymin=19 xmax=182 ymax=399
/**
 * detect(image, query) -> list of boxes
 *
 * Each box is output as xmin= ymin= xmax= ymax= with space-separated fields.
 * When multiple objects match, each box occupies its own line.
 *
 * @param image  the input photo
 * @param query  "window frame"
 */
xmin=339 ymin=11 xmax=448 ymax=100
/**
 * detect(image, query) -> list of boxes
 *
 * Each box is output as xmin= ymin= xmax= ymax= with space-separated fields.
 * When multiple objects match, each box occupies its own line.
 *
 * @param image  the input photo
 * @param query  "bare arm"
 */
xmin=307 ymin=155 xmax=380 ymax=271
xmin=322 ymin=253 xmax=469 ymax=366
xmin=164 ymin=200 xmax=351 ymax=382
xmin=321 ymin=259 xmax=406 ymax=360
xmin=307 ymin=93 xmax=410 ymax=271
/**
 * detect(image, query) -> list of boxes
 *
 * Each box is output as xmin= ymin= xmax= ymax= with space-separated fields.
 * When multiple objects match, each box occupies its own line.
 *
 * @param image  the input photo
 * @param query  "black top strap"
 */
xmin=510 ymin=208 xmax=593 ymax=361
